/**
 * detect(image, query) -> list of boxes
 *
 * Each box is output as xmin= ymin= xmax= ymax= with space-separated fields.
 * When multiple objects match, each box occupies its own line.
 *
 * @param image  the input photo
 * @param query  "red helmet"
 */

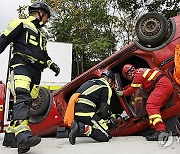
xmin=122 ymin=64 xmax=134 ymax=78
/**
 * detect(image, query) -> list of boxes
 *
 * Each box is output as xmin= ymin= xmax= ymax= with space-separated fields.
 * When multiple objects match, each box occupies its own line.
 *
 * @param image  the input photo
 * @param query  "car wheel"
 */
xmin=135 ymin=12 xmax=169 ymax=47
xmin=30 ymin=87 xmax=50 ymax=116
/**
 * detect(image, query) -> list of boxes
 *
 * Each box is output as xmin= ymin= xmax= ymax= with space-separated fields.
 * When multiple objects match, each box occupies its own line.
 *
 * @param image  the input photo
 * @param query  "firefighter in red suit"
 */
xmin=117 ymin=64 xmax=173 ymax=141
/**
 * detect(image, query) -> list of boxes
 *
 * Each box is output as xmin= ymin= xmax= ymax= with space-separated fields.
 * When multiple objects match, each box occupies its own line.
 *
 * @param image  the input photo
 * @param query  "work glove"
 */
xmin=107 ymin=117 xmax=119 ymax=129
xmin=50 ymin=63 xmax=60 ymax=76
xmin=116 ymin=90 xmax=123 ymax=97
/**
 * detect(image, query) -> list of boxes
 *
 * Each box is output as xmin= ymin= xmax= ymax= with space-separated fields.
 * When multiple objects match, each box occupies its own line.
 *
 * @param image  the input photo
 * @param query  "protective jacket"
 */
xmin=123 ymin=68 xmax=163 ymax=96
xmin=123 ymin=68 xmax=173 ymax=131
xmin=75 ymin=78 xmax=112 ymax=120
xmin=0 ymin=16 xmax=53 ymax=70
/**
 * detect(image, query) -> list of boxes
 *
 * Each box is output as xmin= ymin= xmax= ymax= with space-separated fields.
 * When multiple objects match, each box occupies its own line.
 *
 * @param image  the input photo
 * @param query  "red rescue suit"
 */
xmin=123 ymin=68 xmax=173 ymax=131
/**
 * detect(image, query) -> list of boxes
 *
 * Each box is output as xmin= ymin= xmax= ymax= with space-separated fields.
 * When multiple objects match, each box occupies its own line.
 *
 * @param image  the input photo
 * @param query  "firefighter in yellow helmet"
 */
xmin=1 ymin=2 xmax=60 ymax=153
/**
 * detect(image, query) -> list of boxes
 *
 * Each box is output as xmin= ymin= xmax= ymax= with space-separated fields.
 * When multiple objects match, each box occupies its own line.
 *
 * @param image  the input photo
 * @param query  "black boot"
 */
xmin=78 ymin=122 xmax=86 ymax=137
xmin=142 ymin=129 xmax=156 ymax=137
xmin=146 ymin=131 xmax=166 ymax=141
xmin=2 ymin=132 xmax=18 ymax=148
xmin=18 ymin=136 xmax=41 ymax=154
xmin=69 ymin=121 xmax=79 ymax=145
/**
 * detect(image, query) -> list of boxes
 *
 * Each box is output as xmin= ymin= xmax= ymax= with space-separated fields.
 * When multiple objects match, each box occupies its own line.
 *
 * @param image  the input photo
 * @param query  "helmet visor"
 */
xmin=126 ymin=66 xmax=135 ymax=77
xmin=48 ymin=5 xmax=58 ymax=18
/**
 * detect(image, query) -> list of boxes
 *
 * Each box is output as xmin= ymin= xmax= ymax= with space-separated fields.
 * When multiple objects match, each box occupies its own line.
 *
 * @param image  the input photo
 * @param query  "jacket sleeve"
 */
xmin=123 ymin=85 xmax=138 ymax=96
xmin=42 ymin=38 xmax=54 ymax=68
xmin=123 ymin=71 xmax=144 ymax=96
xmin=0 ymin=20 xmax=23 ymax=54
xmin=98 ymin=87 xmax=111 ymax=120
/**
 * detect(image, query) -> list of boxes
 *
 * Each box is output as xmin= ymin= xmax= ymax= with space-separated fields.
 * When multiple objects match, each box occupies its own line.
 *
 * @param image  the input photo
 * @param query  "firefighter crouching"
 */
xmin=0 ymin=2 xmax=60 ymax=153
xmin=117 ymin=64 xmax=173 ymax=141
xmin=64 ymin=70 xmax=119 ymax=145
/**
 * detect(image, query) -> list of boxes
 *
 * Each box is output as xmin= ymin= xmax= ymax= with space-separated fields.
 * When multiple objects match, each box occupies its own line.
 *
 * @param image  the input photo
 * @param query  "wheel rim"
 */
xmin=31 ymin=91 xmax=43 ymax=112
xmin=141 ymin=17 xmax=161 ymax=36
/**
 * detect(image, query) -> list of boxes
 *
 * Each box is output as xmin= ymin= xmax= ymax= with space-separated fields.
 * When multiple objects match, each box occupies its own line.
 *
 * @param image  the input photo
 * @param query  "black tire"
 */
xmin=135 ymin=12 xmax=169 ymax=47
xmin=30 ymin=87 xmax=50 ymax=116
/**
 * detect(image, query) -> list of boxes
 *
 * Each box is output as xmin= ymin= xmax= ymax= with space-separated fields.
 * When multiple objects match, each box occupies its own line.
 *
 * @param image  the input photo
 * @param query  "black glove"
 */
xmin=50 ymin=63 xmax=60 ymax=76
xmin=107 ymin=117 xmax=119 ymax=129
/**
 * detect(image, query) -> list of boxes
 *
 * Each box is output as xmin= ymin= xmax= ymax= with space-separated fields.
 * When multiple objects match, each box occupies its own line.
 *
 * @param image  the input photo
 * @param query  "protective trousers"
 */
xmin=146 ymin=76 xmax=173 ymax=131
xmin=75 ymin=113 xmax=110 ymax=142
xmin=9 ymin=64 xmax=41 ymax=144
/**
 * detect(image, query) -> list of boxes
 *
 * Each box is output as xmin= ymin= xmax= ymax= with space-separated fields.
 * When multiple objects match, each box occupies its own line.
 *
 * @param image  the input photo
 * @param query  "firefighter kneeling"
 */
xmin=64 ymin=70 xmax=119 ymax=145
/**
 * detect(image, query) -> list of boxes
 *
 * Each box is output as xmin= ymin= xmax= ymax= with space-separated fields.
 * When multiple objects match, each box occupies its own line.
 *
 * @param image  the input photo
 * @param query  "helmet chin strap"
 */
xmin=37 ymin=11 xmax=43 ymax=21
xmin=37 ymin=10 xmax=46 ymax=27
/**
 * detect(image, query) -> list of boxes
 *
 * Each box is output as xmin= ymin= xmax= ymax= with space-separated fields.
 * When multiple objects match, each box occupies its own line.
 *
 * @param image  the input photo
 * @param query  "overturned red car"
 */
xmin=0 ymin=12 xmax=180 ymax=137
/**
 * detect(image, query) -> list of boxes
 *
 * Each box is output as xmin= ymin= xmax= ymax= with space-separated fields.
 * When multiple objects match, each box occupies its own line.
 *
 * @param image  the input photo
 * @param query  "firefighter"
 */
xmin=0 ymin=2 xmax=60 ymax=153
xmin=117 ymin=64 xmax=173 ymax=141
xmin=66 ymin=70 xmax=118 ymax=145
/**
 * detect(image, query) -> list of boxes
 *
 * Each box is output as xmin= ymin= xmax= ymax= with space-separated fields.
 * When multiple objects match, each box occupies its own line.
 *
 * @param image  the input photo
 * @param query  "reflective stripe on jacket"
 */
xmin=123 ymin=68 xmax=163 ymax=96
xmin=0 ymin=16 xmax=52 ymax=70
xmin=75 ymin=78 xmax=112 ymax=120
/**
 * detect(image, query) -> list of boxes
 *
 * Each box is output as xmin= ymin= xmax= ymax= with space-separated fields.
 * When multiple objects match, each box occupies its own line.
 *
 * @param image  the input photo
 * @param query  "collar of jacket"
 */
xmin=100 ymin=78 xmax=110 ymax=86
xmin=27 ymin=16 xmax=37 ymax=21
xmin=27 ymin=16 xmax=44 ymax=28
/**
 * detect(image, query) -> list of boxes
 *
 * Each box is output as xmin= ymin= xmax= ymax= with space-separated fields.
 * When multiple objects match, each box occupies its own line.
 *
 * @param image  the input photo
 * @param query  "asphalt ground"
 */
xmin=0 ymin=133 xmax=180 ymax=154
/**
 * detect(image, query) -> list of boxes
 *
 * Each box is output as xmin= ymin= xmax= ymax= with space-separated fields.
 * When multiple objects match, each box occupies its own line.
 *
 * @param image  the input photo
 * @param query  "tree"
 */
xmin=47 ymin=0 xmax=117 ymax=77
xmin=109 ymin=0 xmax=143 ymax=47
xmin=147 ymin=0 xmax=180 ymax=18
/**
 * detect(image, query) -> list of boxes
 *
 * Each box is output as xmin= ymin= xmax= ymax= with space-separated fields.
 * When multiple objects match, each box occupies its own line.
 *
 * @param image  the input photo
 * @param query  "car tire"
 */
xmin=30 ymin=87 xmax=50 ymax=116
xmin=135 ymin=12 xmax=169 ymax=47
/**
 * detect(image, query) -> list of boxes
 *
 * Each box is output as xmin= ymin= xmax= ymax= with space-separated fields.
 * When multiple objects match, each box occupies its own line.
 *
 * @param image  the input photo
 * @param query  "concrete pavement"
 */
xmin=0 ymin=133 xmax=180 ymax=154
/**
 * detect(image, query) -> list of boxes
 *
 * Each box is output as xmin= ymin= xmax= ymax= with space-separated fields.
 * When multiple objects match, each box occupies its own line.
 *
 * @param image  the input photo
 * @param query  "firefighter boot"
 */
xmin=146 ymin=131 xmax=166 ymax=141
xmin=2 ymin=132 xmax=18 ymax=148
xmin=142 ymin=128 xmax=156 ymax=137
xmin=2 ymin=121 xmax=18 ymax=148
xmin=18 ymin=135 xmax=41 ymax=154
xmin=69 ymin=121 xmax=79 ymax=145
xmin=14 ymin=120 xmax=41 ymax=153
